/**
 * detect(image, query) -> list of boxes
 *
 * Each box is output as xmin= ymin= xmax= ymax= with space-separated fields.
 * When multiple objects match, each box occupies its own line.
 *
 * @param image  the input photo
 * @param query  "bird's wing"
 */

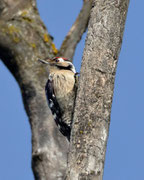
xmin=45 ymin=76 xmax=71 ymax=141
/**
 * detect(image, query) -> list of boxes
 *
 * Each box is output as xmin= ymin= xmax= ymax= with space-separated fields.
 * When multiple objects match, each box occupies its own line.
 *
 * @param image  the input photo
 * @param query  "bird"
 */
xmin=38 ymin=57 xmax=78 ymax=141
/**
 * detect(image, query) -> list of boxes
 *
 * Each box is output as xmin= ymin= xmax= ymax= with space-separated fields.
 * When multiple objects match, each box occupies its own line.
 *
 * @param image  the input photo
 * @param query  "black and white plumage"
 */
xmin=38 ymin=57 xmax=78 ymax=141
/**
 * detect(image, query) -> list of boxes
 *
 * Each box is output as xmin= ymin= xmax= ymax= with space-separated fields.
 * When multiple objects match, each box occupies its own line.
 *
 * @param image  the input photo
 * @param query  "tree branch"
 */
xmin=66 ymin=0 xmax=130 ymax=179
xmin=0 ymin=0 xmax=68 ymax=179
xmin=58 ymin=0 xmax=92 ymax=60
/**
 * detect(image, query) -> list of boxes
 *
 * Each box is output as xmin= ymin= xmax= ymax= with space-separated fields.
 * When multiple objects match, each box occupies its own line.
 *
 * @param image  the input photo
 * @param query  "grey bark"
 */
xmin=0 ymin=0 xmax=92 ymax=179
xmin=66 ymin=0 xmax=130 ymax=179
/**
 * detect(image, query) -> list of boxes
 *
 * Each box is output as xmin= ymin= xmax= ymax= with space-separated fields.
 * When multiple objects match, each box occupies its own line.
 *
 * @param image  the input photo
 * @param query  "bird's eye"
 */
xmin=55 ymin=59 xmax=59 ymax=62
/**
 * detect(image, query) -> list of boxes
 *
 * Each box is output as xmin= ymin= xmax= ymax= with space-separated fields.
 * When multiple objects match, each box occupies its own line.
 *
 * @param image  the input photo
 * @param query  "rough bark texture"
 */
xmin=0 ymin=1 xmax=68 ymax=179
xmin=66 ymin=0 xmax=130 ymax=179
xmin=0 ymin=0 xmax=92 ymax=179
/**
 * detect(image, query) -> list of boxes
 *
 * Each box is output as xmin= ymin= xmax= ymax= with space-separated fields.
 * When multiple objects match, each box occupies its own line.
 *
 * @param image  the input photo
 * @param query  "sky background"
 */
xmin=0 ymin=0 xmax=144 ymax=180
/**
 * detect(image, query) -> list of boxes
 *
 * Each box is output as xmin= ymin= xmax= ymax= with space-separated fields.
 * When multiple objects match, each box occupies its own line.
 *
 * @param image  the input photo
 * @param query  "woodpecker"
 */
xmin=38 ymin=57 xmax=78 ymax=141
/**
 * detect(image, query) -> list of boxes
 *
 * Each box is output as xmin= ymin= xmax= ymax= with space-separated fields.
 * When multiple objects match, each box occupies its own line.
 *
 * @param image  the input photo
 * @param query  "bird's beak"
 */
xmin=38 ymin=59 xmax=50 ymax=64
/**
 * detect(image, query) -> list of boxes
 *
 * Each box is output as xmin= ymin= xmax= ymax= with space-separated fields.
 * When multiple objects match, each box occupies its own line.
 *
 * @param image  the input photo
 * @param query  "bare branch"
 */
xmin=66 ymin=0 xmax=130 ymax=179
xmin=58 ymin=0 xmax=92 ymax=60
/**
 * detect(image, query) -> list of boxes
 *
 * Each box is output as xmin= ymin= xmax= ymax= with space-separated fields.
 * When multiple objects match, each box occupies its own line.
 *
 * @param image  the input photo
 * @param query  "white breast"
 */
xmin=50 ymin=70 xmax=76 ymax=126
xmin=52 ymin=70 xmax=75 ymax=99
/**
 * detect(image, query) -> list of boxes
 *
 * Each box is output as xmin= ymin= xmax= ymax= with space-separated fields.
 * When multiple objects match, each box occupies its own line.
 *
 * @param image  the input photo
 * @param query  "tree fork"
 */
xmin=0 ymin=0 xmax=92 ymax=179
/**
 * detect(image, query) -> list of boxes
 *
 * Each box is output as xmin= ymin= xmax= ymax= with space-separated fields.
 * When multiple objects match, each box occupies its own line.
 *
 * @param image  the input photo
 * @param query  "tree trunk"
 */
xmin=66 ymin=0 xmax=130 ymax=179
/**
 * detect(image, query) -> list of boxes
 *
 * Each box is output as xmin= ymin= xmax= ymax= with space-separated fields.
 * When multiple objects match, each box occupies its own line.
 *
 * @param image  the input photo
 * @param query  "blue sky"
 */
xmin=0 ymin=0 xmax=144 ymax=179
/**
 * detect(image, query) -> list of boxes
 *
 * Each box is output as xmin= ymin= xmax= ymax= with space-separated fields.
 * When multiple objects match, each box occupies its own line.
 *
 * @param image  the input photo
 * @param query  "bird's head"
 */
xmin=38 ymin=57 xmax=76 ymax=73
